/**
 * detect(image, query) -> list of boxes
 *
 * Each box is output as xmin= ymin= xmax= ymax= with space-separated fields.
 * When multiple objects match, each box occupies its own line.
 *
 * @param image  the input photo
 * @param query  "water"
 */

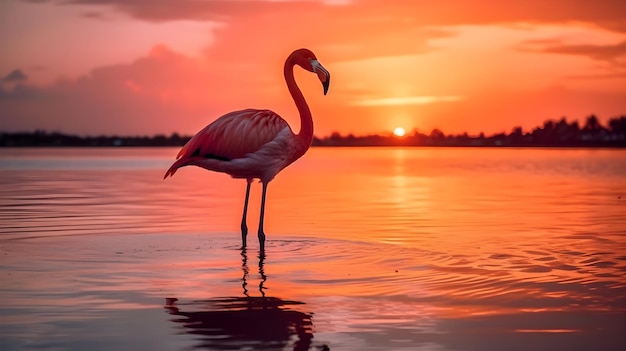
xmin=0 ymin=147 xmax=625 ymax=350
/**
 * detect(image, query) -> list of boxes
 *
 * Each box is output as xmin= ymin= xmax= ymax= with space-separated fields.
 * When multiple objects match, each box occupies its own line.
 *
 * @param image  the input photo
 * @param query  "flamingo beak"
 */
xmin=322 ymin=74 xmax=330 ymax=95
xmin=311 ymin=60 xmax=330 ymax=95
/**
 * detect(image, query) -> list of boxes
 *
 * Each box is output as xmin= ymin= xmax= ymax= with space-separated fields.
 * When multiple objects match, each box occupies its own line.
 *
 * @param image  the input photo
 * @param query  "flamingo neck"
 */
xmin=284 ymin=57 xmax=313 ymax=155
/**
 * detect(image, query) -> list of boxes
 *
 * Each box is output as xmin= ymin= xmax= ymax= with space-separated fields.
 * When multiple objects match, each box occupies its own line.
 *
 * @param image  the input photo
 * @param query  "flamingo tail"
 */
xmin=163 ymin=158 xmax=189 ymax=179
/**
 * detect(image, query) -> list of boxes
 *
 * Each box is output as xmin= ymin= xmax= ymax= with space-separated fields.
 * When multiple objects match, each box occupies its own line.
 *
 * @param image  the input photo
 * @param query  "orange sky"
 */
xmin=1 ymin=0 xmax=625 ymax=137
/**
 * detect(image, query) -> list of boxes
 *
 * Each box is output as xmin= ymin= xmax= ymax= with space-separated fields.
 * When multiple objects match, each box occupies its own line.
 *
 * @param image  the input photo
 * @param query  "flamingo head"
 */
xmin=293 ymin=48 xmax=330 ymax=95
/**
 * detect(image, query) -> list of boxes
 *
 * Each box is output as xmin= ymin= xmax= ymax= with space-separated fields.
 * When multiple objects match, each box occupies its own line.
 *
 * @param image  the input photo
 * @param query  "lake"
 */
xmin=0 ymin=147 xmax=625 ymax=351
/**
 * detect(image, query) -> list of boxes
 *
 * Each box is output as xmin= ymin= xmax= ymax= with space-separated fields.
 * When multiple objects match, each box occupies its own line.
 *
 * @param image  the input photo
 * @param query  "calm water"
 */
xmin=0 ymin=147 xmax=625 ymax=351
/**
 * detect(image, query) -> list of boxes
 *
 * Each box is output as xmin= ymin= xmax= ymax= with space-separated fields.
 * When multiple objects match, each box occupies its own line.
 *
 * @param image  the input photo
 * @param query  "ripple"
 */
xmin=520 ymin=265 xmax=552 ymax=273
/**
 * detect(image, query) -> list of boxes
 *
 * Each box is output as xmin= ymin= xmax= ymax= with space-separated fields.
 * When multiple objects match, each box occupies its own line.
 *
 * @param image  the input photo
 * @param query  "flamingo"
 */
xmin=164 ymin=48 xmax=330 ymax=252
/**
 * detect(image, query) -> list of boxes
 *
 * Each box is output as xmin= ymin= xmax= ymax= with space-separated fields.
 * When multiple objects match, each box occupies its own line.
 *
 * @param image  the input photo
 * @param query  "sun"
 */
xmin=393 ymin=127 xmax=406 ymax=137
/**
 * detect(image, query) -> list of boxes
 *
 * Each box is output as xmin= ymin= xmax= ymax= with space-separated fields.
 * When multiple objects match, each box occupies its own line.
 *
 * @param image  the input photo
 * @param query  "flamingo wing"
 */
xmin=177 ymin=108 xmax=289 ymax=161
xmin=164 ymin=109 xmax=290 ymax=179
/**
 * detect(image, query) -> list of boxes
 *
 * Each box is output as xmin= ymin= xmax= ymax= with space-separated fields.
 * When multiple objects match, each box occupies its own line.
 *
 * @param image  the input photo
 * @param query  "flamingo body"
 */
xmin=164 ymin=48 xmax=330 ymax=252
xmin=164 ymin=109 xmax=296 ymax=183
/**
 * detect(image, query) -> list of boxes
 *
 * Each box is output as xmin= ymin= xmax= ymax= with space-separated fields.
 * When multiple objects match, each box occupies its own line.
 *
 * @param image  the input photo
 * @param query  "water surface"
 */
xmin=1 ymin=147 xmax=625 ymax=350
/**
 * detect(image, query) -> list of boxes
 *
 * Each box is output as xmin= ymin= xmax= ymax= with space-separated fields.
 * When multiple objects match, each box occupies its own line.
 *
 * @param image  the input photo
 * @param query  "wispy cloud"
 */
xmin=353 ymin=95 xmax=464 ymax=106
xmin=81 ymin=11 xmax=111 ymax=21
xmin=526 ymin=40 xmax=626 ymax=62
xmin=1 ymin=69 xmax=28 ymax=83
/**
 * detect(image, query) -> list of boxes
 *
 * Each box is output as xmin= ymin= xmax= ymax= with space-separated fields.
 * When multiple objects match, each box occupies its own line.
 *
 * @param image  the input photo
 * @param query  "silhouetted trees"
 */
xmin=2 ymin=115 xmax=625 ymax=147
xmin=313 ymin=115 xmax=626 ymax=147
xmin=609 ymin=116 xmax=626 ymax=132
xmin=583 ymin=115 xmax=602 ymax=132
xmin=0 ymin=131 xmax=191 ymax=147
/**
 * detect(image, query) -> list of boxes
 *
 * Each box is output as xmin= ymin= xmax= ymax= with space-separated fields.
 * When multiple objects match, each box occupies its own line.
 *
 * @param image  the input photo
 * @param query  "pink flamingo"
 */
xmin=164 ymin=48 xmax=330 ymax=252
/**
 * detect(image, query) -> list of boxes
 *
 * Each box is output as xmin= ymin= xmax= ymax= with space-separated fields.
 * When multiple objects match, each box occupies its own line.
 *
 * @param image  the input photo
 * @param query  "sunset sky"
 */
xmin=1 ymin=0 xmax=625 ymax=137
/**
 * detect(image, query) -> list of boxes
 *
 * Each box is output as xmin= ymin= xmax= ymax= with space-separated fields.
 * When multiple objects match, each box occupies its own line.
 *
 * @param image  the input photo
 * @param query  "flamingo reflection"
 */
xmin=164 ymin=250 xmax=329 ymax=351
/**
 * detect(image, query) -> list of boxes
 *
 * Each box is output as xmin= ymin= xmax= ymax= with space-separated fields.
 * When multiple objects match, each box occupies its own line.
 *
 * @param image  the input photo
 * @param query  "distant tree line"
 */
xmin=1 ymin=115 xmax=625 ymax=147
xmin=313 ymin=115 xmax=626 ymax=147
xmin=0 ymin=131 xmax=191 ymax=147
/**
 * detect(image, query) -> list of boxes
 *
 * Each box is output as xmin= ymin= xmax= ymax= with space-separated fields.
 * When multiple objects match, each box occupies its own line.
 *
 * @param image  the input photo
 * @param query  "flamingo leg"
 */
xmin=258 ymin=182 xmax=268 ymax=252
xmin=240 ymin=179 xmax=252 ymax=248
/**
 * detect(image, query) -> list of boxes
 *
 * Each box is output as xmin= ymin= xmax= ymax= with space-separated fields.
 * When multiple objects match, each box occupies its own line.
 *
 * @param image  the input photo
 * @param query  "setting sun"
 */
xmin=393 ymin=127 xmax=406 ymax=137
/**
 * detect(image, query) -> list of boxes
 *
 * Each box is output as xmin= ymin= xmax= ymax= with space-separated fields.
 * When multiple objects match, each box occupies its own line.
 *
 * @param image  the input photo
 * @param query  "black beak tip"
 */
xmin=323 ymin=77 xmax=330 ymax=95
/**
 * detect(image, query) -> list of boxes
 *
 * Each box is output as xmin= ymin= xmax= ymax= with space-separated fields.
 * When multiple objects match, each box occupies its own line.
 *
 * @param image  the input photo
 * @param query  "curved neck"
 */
xmin=284 ymin=57 xmax=313 ymax=152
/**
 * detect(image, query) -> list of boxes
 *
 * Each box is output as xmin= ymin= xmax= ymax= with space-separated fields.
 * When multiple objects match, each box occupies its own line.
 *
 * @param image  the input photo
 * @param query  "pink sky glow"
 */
xmin=1 ymin=0 xmax=625 ymax=137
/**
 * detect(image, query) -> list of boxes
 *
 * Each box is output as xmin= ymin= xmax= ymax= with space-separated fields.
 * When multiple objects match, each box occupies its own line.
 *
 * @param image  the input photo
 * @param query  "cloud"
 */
xmin=28 ymin=0 xmax=626 ymax=32
xmin=81 ymin=11 xmax=110 ymax=20
xmin=352 ymin=95 xmax=464 ymax=106
xmin=0 ymin=44 xmax=308 ymax=135
xmin=34 ymin=0 xmax=330 ymax=22
xmin=1 ymin=69 xmax=28 ymax=83
xmin=537 ymin=40 xmax=626 ymax=62
xmin=519 ymin=38 xmax=626 ymax=70
xmin=0 ymin=84 xmax=43 ymax=100
xmin=565 ymin=72 xmax=626 ymax=80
